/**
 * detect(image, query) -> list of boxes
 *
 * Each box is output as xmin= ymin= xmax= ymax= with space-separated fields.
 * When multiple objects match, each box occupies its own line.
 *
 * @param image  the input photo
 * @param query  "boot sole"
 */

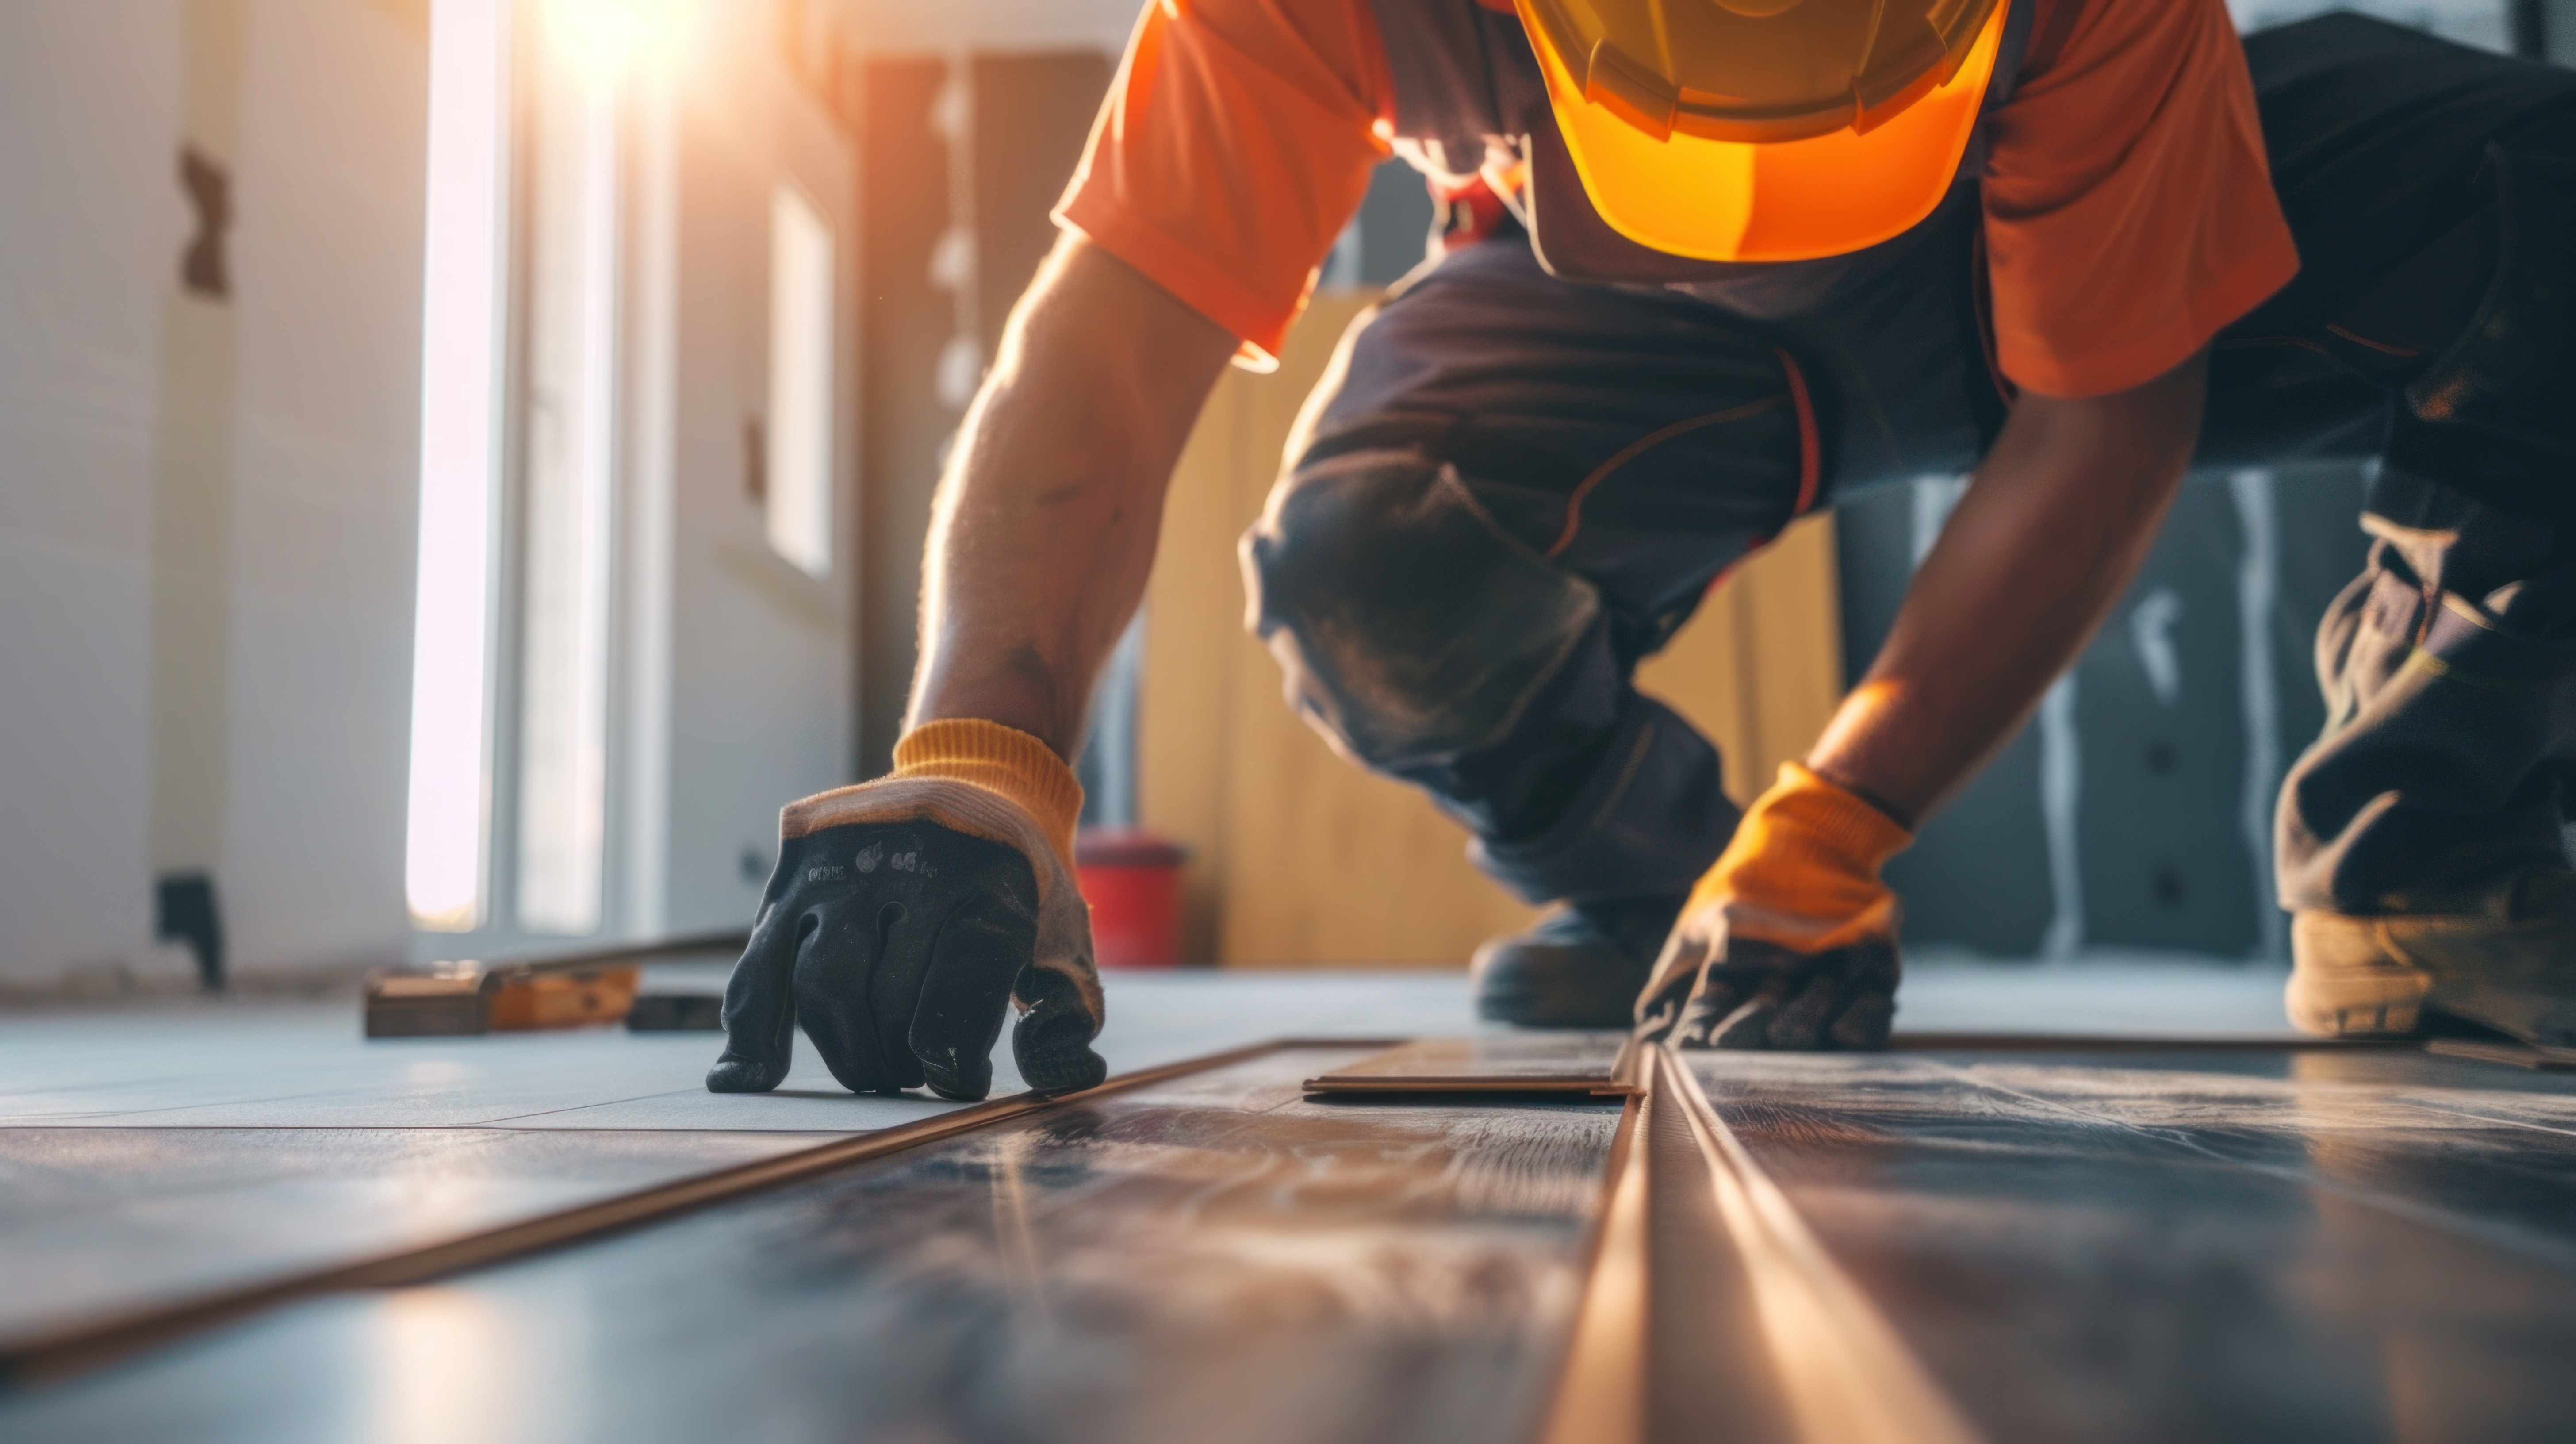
xmin=2287 ymin=913 xmax=2432 ymax=1039
xmin=2291 ymin=908 xmax=2576 ymax=1048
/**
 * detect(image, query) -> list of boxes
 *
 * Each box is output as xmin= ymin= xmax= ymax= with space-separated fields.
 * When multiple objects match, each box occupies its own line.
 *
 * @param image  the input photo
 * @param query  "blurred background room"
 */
xmin=6 ymin=6 xmax=2576 ymax=1440
xmin=0 ymin=0 xmax=2568 ymax=995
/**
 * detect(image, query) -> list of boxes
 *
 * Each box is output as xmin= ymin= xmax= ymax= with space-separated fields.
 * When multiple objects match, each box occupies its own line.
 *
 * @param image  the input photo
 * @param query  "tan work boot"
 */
xmin=2289 ymin=867 xmax=2576 ymax=1048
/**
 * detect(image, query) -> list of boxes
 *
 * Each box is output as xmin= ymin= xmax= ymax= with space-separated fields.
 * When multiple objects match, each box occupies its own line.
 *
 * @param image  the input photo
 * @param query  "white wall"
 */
xmin=222 ymin=0 xmax=429 ymax=975
xmin=0 ymin=0 xmax=428 ymax=988
xmin=0 ymin=0 xmax=860 ymax=984
xmin=0 ymin=7 xmax=176 ymax=986
xmin=0 ymin=2 xmax=429 ymax=987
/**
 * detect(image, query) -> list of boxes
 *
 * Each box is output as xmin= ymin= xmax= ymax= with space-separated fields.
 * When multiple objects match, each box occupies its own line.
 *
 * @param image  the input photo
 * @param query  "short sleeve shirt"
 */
xmin=1054 ymin=0 xmax=2300 ymax=398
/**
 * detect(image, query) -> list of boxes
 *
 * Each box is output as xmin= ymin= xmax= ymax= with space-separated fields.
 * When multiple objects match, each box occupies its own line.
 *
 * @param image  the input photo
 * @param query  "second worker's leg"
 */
xmin=2266 ymin=100 xmax=2576 ymax=1048
xmin=2280 ymin=470 xmax=2576 ymax=1046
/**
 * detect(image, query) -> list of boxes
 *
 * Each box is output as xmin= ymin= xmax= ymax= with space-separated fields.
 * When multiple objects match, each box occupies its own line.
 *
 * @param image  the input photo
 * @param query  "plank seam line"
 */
xmin=468 ymin=1087 xmax=716 ymax=1125
xmin=1664 ymin=1049 xmax=1985 ymax=1444
xmin=1533 ymin=1091 xmax=1647 ymax=1444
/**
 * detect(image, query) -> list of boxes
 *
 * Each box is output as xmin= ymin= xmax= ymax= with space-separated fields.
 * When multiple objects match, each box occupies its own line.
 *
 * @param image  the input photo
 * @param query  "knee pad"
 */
xmin=1239 ymin=447 xmax=1602 ymax=770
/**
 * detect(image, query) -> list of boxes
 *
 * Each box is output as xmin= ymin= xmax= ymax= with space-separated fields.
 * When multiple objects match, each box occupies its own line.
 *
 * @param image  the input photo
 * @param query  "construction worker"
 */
xmin=710 ymin=0 xmax=2576 ymax=1099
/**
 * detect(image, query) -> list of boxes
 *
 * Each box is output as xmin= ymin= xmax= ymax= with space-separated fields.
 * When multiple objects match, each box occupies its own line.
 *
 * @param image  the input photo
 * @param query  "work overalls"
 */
xmin=1241 ymin=3 xmax=2576 ymax=922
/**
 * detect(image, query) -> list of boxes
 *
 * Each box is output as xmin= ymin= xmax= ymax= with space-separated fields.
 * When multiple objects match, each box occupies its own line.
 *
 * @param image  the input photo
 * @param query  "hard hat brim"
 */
xmin=1518 ymin=0 xmax=2006 ymax=264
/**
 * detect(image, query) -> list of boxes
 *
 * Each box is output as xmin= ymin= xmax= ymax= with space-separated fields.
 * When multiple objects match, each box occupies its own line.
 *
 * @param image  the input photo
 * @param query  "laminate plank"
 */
xmin=1305 ymin=1032 xmax=1634 ymax=1095
xmin=0 ymin=1047 xmax=1622 ymax=1444
xmin=0 ymin=1128 xmax=833 ymax=1351
xmin=1689 ymin=1046 xmax=2576 ymax=1443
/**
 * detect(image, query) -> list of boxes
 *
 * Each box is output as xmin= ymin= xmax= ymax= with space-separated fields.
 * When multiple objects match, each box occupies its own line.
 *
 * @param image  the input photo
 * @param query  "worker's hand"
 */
xmin=705 ymin=721 xmax=1106 ymax=1101
xmin=1632 ymin=763 xmax=1912 ymax=1051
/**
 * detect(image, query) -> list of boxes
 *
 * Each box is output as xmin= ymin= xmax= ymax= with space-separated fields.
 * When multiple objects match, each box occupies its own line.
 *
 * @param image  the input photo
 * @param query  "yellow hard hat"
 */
xmin=1513 ymin=0 xmax=2007 ymax=262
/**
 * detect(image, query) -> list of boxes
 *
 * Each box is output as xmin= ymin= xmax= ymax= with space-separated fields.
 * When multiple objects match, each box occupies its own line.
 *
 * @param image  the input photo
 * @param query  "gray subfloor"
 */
xmin=0 ymin=953 xmax=2302 ymax=1129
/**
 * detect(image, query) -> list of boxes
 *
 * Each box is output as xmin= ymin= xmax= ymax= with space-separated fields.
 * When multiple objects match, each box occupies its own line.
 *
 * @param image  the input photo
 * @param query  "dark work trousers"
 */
xmin=1242 ymin=18 xmax=2576 ymax=919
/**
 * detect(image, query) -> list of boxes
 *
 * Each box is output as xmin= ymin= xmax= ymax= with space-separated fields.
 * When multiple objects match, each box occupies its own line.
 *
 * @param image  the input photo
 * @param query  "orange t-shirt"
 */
xmin=1055 ymin=0 xmax=2300 ymax=399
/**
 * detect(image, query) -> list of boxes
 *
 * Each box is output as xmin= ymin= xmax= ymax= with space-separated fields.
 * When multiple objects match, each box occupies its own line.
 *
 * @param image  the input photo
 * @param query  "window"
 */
xmin=404 ymin=0 xmax=511 ymax=932
xmin=408 ymin=0 xmax=831 ymax=947
xmin=766 ymin=184 xmax=835 ymax=578
xmin=514 ymin=0 xmax=626 ymax=935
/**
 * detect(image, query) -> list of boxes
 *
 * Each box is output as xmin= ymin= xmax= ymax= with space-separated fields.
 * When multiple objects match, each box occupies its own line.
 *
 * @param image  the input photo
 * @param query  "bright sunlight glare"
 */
xmin=404 ymin=0 xmax=509 ymax=931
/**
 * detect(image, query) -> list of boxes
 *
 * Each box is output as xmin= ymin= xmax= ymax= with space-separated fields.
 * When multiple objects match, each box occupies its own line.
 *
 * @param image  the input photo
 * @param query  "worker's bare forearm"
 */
xmin=906 ymin=235 xmax=1238 ymax=757
xmin=1808 ymin=352 xmax=2209 ymax=822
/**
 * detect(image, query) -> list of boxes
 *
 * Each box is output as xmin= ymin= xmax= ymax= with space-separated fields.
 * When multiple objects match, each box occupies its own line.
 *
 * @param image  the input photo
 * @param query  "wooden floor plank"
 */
xmin=1690 ymin=1045 xmax=2576 ymax=1442
xmin=0 ymin=1126 xmax=831 ymax=1349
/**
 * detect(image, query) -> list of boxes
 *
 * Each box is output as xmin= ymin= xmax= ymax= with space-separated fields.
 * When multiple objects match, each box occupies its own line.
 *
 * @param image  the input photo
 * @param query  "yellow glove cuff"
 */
xmin=1688 ymin=761 xmax=1913 ymax=952
xmin=891 ymin=719 xmax=1086 ymax=875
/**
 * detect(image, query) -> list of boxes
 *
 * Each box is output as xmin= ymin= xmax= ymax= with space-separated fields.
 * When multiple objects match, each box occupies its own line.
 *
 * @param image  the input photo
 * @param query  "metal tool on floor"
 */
xmin=362 ymin=930 xmax=746 ymax=1037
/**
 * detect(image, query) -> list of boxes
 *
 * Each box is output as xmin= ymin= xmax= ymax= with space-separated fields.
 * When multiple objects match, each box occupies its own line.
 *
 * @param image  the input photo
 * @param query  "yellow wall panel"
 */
xmin=1635 ymin=513 xmax=1845 ymax=805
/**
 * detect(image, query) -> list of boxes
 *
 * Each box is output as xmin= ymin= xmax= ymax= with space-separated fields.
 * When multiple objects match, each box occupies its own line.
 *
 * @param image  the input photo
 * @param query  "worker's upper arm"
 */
xmin=1053 ymin=0 xmax=1393 ymax=370
xmin=1981 ymin=0 xmax=2300 ymax=399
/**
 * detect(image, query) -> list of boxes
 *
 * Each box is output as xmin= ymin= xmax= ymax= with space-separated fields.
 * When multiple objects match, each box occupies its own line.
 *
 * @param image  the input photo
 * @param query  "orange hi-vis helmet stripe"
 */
xmin=1514 ymin=0 xmax=2008 ymax=262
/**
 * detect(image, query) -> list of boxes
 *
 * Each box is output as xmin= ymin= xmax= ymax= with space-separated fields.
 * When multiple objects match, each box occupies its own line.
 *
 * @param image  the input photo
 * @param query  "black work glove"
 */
xmin=706 ymin=729 xmax=1106 ymax=1100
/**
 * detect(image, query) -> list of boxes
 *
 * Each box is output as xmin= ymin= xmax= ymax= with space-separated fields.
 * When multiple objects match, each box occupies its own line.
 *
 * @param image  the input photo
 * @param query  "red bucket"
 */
xmin=1076 ymin=829 xmax=1188 ymax=968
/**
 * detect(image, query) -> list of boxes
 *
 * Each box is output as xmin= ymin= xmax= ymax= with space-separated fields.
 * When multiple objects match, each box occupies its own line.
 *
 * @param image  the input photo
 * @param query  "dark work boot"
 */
xmin=1471 ymin=895 xmax=1685 ymax=1028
